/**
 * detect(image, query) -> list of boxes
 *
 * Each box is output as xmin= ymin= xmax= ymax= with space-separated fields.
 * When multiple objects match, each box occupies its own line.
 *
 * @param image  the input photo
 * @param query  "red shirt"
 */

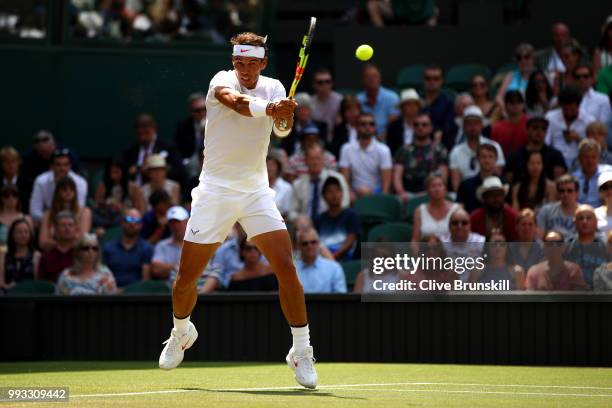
xmin=470 ymin=205 xmax=519 ymax=241
xmin=39 ymin=247 xmax=74 ymax=283
xmin=491 ymin=114 xmax=529 ymax=157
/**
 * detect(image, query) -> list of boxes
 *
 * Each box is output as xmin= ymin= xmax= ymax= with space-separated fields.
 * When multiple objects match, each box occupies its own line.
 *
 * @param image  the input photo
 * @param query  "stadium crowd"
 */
xmin=2 ymin=18 xmax=612 ymax=295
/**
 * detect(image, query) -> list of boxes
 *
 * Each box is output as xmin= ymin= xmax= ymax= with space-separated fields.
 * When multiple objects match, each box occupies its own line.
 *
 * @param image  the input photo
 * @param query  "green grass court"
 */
xmin=1 ymin=362 xmax=611 ymax=407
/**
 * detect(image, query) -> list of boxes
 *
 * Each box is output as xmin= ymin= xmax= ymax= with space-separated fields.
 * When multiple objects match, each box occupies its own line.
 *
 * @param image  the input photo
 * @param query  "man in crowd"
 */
xmin=490 ymin=90 xmax=529 ymax=157
xmin=440 ymin=208 xmax=485 ymax=282
xmin=310 ymin=68 xmax=342 ymax=144
xmin=357 ymin=63 xmax=400 ymax=138
xmin=574 ymin=64 xmax=612 ymax=125
xmin=457 ymin=144 xmax=499 ymax=213
xmin=141 ymin=190 xmax=172 ymax=245
xmin=470 ymin=176 xmax=518 ymax=241
xmin=151 ymin=206 xmax=189 ymax=281
xmin=295 ymin=227 xmax=347 ymax=293
xmin=585 ymin=122 xmax=612 ymax=167
xmin=537 ymin=175 xmax=580 ymax=237
xmin=22 ymin=130 xmax=81 ymax=181
xmin=38 ymin=211 xmax=78 ymax=282
xmin=280 ymin=93 xmax=327 ymax=156
xmin=536 ymin=22 xmax=571 ymax=78
xmin=286 ymin=125 xmax=337 ymax=180
xmin=174 ymin=92 xmax=206 ymax=161
xmin=0 ymin=146 xmax=32 ymax=213
xmin=422 ymin=65 xmax=454 ymax=142
xmin=386 ymin=88 xmax=422 ymax=156
xmin=572 ymin=138 xmax=612 ymax=207
xmin=443 ymin=92 xmax=475 ymax=150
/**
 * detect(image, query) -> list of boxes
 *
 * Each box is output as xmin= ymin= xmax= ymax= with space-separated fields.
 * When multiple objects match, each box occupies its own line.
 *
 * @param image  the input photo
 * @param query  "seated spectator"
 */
xmin=357 ymin=63 xmax=400 ymax=138
xmin=267 ymin=154 xmax=292 ymax=218
xmin=314 ymin=176 xmax=360 ymax=261
xmin=593 ymin=231 xmax=612 ymax=290
xmin=526 ymin=230 xmax=588 ymax=291
xmin=289 ymin=145 xmax=350 ymax=221
xmin=56 ymin=233 xmax=117 ymax=295
xmin=22 ymin=130 xmax=81 ymax=182
xmin=596 ymin=171 xmax=612 ymax=235
xmin=0 ymin=185 xmax=32 ymax=248
xmin=102 ymin=208 xmax=153 ymax=288
xmin=449 ymin=106 xmax=505 ymax=192
xmin=545 ymin=86 xmax=595 ymax=167
xmin=553 ymin=40 xmax=584 ymax=94
xmin=422 ymin=65 xmax=454 ymax=141
xmin=0 ymin=146 xmax=32 ymax=213
xmin=537 ymin=174 xmax=580 ymax=237
xmin=511 ymin=151 xmax=557 ymax=211
xmin=443 ymin=92 xmax=475 ymax=150
xmin=151 ymin=206 xmax=188 ymax=281
xmin=208 ymin=224 xmax=248 ymax=290
xmin=536 ymin=22 xmax=570 ymax=80
xmin=295 ymin=227 xmax=347 ymax=293
xmin=496 ymin=43 xmax=535 ymax=111
xmin=471 ymin=231 xmax=525 ymax=290
xmin=290 ymin=215 xmax=335 ymax=262
xmin=572 ymin=138 xmax=612 ymax=207
xmin=39 ymin=177 xmax=92 ymax=251
xmin=228 ymin=238 xmax=278 ymax=291
xmin=286 ymin=125 xmax=337 ymax=180
xmin=386 ymin=88 xmax=421 ymax=156
xmin=0 ymin=219 xmax=40 ymax=291
xmin=138 ymin=154 xmax=181 ymax=210
xmin=469 ymin=75 xmax=498 ymax=125
xmin=592 ymin=17 xmax=612 ymax=77
xmin=509 ymin=209 xmax=544 ymax=271
xmin=471 ymin=176 xmax=519 ymax=241
xmin=310 ymin=68 xmax=342 ymax=144
xmin=174 ymin=92 xmax=206 ymax=160
xmin=565 ymin=204 xmax=609 ymax=288
xmin=439 ymin=208 xmax=485 ymax=282
xmin=412 ymin=175 xmax=459 ymax=242
xmin=413 ymin=235 xmax=455 ymax=284
xmin=330 ymin=95 xmax=361 ymax=159
xmin=574 ymin=64 xmax=612 ymax=124
xmin=38 ymin=211 xmax=78 ymax=283
xmin=525 ymin=70 xmax=556 ymax=116
xmin=339 ymin=113 xmax=392 ymax=200
xmin=29 ymin=149 xmax=88 ymax=223
xmin=491 ymin=90 xmax=529 ymax=157
xmin=457 ymin=144 xmax=500 ymax=214
xmin=141 ymin=190 xmax=172 ymax=245
xmin=393 ymin=113 xmax=448 ymax=201
xmin=504 ymin=115 xmax=566 ymax=184
xmin=364 ymin=0 xmax=438 ymax=26
xmin=121 ymin=113 xmax=185 ymax=186
xmin=279 ymin=93 xmax=327 ymax=157
xmin=584 ymin=122 xmax=612 ymax=168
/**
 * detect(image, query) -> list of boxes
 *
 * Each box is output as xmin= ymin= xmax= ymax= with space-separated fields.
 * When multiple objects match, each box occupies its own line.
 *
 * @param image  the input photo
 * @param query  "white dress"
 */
xmin=419 ymin=202 xmax=459 ymax=238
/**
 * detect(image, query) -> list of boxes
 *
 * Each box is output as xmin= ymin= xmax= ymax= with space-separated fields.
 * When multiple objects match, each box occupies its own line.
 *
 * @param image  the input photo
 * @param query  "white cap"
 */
xmin=166 ymin=206 xmax=189 ymax=221
xmin=463 ymin=105 xmax=483 ymax=120
xmin=399 ymin=88 xmax=421 ymax=106
xmin=598 ymin=171 xmax=612 ymax=188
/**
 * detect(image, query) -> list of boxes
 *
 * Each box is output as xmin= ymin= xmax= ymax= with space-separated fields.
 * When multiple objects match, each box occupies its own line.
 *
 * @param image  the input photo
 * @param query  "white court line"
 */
xmin=321 ymin=387 xmax=612 ymax=398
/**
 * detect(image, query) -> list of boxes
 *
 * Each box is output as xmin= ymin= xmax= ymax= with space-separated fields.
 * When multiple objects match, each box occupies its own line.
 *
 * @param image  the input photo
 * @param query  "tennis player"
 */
xmin=158 ymin=32 xmax=317 ymax=389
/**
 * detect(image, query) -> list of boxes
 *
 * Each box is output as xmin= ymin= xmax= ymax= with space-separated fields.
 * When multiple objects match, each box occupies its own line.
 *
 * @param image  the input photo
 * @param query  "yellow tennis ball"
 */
xmin=355 ymin=44 xmax=374 ymax=61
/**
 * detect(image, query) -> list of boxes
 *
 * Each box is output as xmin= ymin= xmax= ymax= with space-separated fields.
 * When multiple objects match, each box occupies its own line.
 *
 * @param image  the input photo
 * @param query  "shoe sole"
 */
xmin=159 ymin=329 xmax=198 ymax=371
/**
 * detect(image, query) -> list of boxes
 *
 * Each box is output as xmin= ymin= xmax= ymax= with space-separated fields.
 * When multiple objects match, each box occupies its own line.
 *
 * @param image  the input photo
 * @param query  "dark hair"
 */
xmin=238 ymin=236 xmax=260 ymax=262
xmin=134 ymin=113 xmax=156 ymax=129
xmin=6 ymin=218 xmax=34 ymax=257
xmin=51 ymin=148 xmax=71 ymax=162
xmin=322 ymin=176 xmax=342 ymax=194
xmin=230 ymin=32 xmax=268 ymax=56
xmin=477 ymin=143 xmax=498 ymax=158
xmin=149 ymin=189 xmax=171 ymax=207
xmin=572 ymin=64 xmax=593 ymax=78
xmin=504 ymin=90 xmax=524 ymax=104
xmin=0 ymin=184 xmax=21 ymax=212
xmin=339 ymin=95 xmax=361 ymax=123
xmin=50 ymin=176 xmax=79 ymax=222
xmin=102 ymin=156 xmax=129 ymax=202
xmin=558 ymin=85 xmax=582 ymax=106
xmin=525 ymin=70 xmax=553 ymax=111
xmin=313 ymin=67 xmax=332 ymax=77
xmin=517 ymin=150 xmax=546 ymax=209
xmin=598 ymin=21 xmax=612 ymax=51
xmin=424 ymin=64 xmax=443 ymax=75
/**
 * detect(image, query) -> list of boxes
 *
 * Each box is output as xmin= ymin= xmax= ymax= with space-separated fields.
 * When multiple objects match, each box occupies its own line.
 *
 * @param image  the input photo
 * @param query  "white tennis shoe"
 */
xmin=286 ymin=345 xmax=318 ymax=389
xmin=159 ymin=322 xmax=198 ymax=370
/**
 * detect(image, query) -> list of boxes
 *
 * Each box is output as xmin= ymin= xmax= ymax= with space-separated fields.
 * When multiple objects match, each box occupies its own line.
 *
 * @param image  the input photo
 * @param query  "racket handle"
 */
xmin=279 ymin=118 xmax=289 ymax=131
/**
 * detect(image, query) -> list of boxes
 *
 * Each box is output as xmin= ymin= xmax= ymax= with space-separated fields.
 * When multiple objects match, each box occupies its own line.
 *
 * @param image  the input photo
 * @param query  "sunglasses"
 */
xmin=424 ymin=75 xmax=442 ymax=81
xmin=301 ymin=240 xmax=319 ymax=247
xmin=601 ymin=184 xmax=612 ymax=192
xmin=53 ymin=148 xmax=70 ymax=156
xmin=35 ymin=136 xmax=51 ymax=143
xmin=414 ymin=122 xmax=431 ymax=128
xmin=315 ymin=79 xmax=332 ymax=85
xmin=451 ymin=220 xmax=469 ymax=226
xmin=516 ymin=54 xmax=532 ymax=61
xmin=358 ymin=121 xmax=376 ymax=127
xmin=123 ymin=215 xmax=142 ymax=224
xmin=80 ymin=246 xmax=99 ymax=252
xmin=472 ymin=81 xmax=486 ymax=87
xmin=529 ymin=125 xmax=547 ymax=131
xmin=573 ymin=74 xmax=590 ymax=80
xmin=557 ymin=188 xmax=575 ymax=194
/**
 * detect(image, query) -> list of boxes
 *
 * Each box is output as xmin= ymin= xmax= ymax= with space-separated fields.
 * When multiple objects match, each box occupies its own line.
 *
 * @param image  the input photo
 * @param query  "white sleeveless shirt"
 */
xmin=419 ymin=202 xmax=459 ymax=238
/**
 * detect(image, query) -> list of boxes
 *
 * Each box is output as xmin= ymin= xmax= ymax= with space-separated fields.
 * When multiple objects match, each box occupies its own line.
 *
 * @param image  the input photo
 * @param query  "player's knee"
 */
xmin=173 ymin=269 xmax=199 ymax=290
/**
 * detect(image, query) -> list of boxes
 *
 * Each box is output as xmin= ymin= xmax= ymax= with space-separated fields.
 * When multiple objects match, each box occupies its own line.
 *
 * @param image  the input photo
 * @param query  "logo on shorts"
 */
xmin=190 ymin=228 xmax=200 ymax=235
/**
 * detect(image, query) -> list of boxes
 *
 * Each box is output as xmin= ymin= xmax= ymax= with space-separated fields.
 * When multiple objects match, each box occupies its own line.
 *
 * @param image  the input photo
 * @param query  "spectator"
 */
xmin=39 ymin=176 xmax=92 ymax=252
xmin=228 ymin=238 xmax=278 ymax=291
xmin=526 ymin=230 xmax=588 ymax=291
xmin=267 ymin=154 xmax=292 ymax=218
xmin=393 ymin=113 xmax=448 ymax=201
xmin=491 ymin=90 xmax=529 ymax=157
xmin=440 ymin=208 xmax=485 ymax=282
xmin=545 ymin=86 xmax=595 ymax=168
xmin=511 ymin=151 xmax=557 ymax=211
xmin=449 ymin=106 xmax=505 ymax=192
xmin=537 ymin=174 xmax=580 ymax=237
xmin=0 ymin=219 xmax=40 ymax=291
xmin=496 ymin=43 xmax=535 ymax=110
xmin=471 ymin=231 xmax=525 ymax=290
xmin=386 ymin=88 xmax=422 ymax=156
xmin=469 ymin=75 xmax=497 ymax=125
xmin=471 ymin=176 xmax=519 ymax=241
xmin=310 ymin=68 xmax=342 ymax=144
xmin=141 ymin=189 xmax=172 ymax=245
xmin=330 ymin=95 xmax=361 ymax=159
xmin=422 ymin=65 xmax=454 ymax=140
xmin=339 ymin=113 xmax=393 ymax=199
xmin=357 ymin=63 xmax=400 ymax=137
xmin=38 ymin=211 xmax=78 ymax=283
xmin=554 ymin=40 xmax=584 ymax=94
xmin=585 ymin=122 xmax=612 ymax=167
xmin=22 ymin=130 xmax=81 ymax=182
xmin=0 ymin=146 xmax=32 ymax=214
xmin=565 ymin=204 xmax=609 ymax=288
xmin=509 ymin=209 xmax=544 ymax=271
xmin=593 ymin=16 xmax=612 ymax=77
xmin=314 ymin=176 xmax=360 ymax=261
xmin=525 ymin=70 xmax=556 ymax=116
xmin=443 ymin=92 xmax=475 ymax=149
xmin=353 ymin=241 xmax=404 ymax=293
xmin=536 ymin=22 xmax=570 ymax=79
xmin=151 ymin=206 xmax=188 ymax=280
xmin=0 ymin=185 xmax=32 ymax=248
xmin=286 ymin=125 xmax=337 ymax=180
xmin=289 ymin=145 xmax=350 ymax=221
xmin=279 ymin=93 xmax=327 ymax=157
xmin=504 ymin=115 xmax=566 ymax=184
xmin=295 ymin=227 xmax=347 ymax=293
xmin=29 ymin=149 xmax=88 ymax=223
xmin=121 ymin=113 xmax=185 ymax=186
xmin=137 ymin=154 xmax=181 ymax=210
xmin=572 ymin=138 xmax=612 ymax=207
xmin=56 ymin=233 xmax=117 ymax=295
xmin=411 ymin=174 xmax=459 ymax=242
xmin=574 ymin=64 xmax=612 ymax=125
xmin=174 ymin=92 xmax=206 ymax=160
xmin=102 ymin=208 xmax=153 ymax=288
xmin=364 ymin=0 xmax=437 ymax=27
xmin=595 ymin=171 xmax=612 ymax=235
xmin=457 ymin=144 xmax=500 ymax=214
xmin=593 ymin=230 xmax=612 ymax=290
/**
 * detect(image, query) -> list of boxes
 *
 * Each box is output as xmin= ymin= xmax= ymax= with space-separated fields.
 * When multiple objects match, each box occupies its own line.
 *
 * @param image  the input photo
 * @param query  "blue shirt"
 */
xmin=573 ymin=164 xmax=612 ymax=207
xmin=296 ymin=255 xmax=347 ymax=293
xmin=102 ymin=238 xmax=153 ymax=287
xmin=209 ymin=238 xmax=243 ymax=288
xmin=357 ymin=87 xmax=400 ymax=136
xmin=314 ymin=209 xmax=360 ymax=261
xmin=422 ymin=92 xmax=454 ymax=135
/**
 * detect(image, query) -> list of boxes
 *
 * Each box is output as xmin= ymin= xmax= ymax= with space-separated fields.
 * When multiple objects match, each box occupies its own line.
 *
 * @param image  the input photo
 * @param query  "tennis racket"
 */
xmin=279 ymin=16 xmax=317 ymax=131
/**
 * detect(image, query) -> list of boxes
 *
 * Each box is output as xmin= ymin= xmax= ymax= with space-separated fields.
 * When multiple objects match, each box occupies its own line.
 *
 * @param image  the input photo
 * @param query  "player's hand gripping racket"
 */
xmin=279 ymin=16 xmax=317 ymax=131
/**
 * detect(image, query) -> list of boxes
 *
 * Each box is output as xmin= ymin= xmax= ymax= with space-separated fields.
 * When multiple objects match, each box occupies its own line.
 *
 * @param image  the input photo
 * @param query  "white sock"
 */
xmin=173 ymin=315 xmax=190 ymax=333
xmin=291 ymin=324 xmax=310 ymax=353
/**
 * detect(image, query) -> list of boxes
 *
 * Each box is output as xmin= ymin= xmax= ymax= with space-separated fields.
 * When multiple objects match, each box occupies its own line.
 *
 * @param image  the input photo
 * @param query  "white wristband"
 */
xmin=249 ymin=98 xmax=269 ymax=118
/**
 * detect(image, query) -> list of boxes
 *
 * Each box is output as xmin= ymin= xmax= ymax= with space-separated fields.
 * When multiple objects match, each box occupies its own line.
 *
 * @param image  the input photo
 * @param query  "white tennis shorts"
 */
xmin=185 ymin=183 xmax=286 ymax=244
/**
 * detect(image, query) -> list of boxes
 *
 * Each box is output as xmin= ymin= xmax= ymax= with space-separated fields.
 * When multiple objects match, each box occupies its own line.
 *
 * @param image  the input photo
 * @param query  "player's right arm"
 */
xmin=214 ymin=87 xmax=295 ymax=121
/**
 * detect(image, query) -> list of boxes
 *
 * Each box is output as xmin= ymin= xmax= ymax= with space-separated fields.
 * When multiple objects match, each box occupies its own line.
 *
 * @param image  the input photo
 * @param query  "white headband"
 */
xmin=232 ymin=44 xmax=265 ymax=59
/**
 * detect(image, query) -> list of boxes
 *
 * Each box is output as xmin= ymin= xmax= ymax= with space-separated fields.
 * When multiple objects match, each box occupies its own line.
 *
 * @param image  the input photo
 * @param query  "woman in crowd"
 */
xmin=228 ymin=237 xmax=278 ymax=291
xmin=330 ymin=95 xmax=361 ymax=159
xmin=595 ymin=171 xmax=612 ymax=235
xmin=496 ymin=43 xmax=535 ymax=110
xmin=471 ymin=231 xmax=525 ymax=290
xmin=554 ymin=40 xmax=583 ymax=94
xmin=511 ymin=151 xmax=556 ymax=211
xmin=469 ymin=74 xmax=498 ymax=124
xmin=525 ymin=70 xmax=556 ymax=116
xmin=593 ymin=17 xmax=612 ymax=76
xmin=593 ymin=230 xmax=612 ymax=290
xmin=39 ymin=176 xmax=92 ymax=251
xmin=412 ymin=174 xmax=459 ymax=242
xmin=0 ymin=185 xmax=32 ymax=248
xmin=55 ymin=233 xmax=117 ymax=295
xmin=0 ymin=218 xmax=40 ymax=291
xmin=138 ymin=154 xmax=180 ymax=211
xmin=508 ymin=209 xmax=544 ymax=271
xmin=94 ymin=156 xmax=141 ymax=228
